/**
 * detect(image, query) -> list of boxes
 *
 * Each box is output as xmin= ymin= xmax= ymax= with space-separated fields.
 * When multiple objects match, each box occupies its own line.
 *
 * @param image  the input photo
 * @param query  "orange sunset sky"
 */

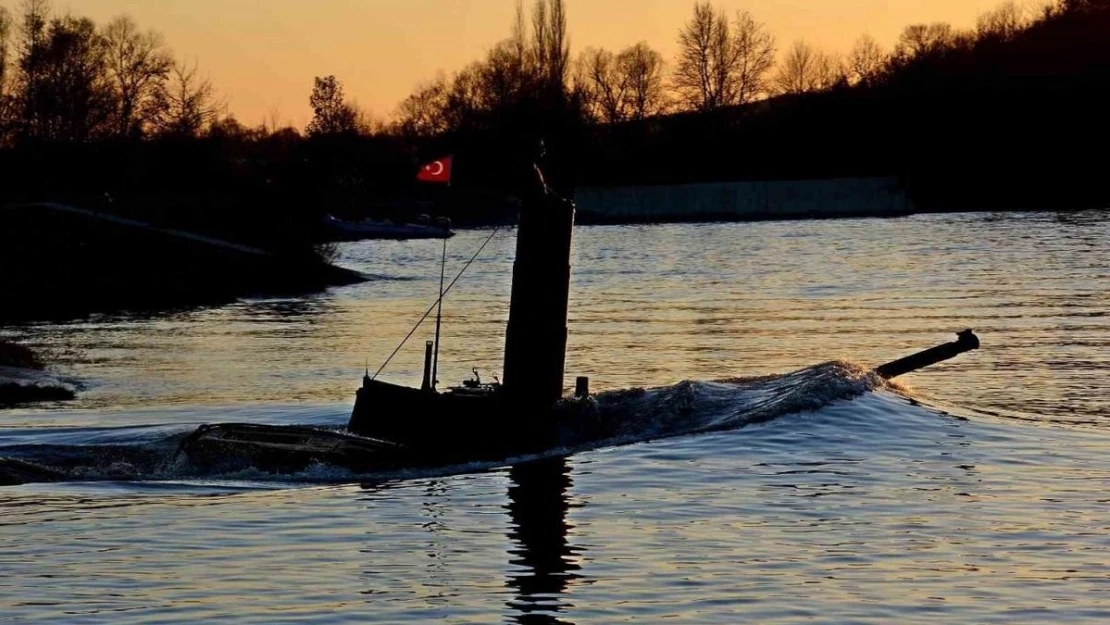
xmin=67 ymin=0 xmax=1017 ymax=127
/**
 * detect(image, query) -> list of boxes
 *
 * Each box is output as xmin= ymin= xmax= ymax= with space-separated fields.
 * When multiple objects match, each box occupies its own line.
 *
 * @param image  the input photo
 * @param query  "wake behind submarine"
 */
xmin=179 ymin=161 xmax=980 ymax=475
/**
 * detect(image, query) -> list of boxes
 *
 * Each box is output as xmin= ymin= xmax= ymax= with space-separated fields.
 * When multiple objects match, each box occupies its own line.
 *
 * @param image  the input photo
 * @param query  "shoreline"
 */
xmin=0 ymin=202 xmax=367 ymax=324
xmin=0 ymin=342 xmax=76 ymax=408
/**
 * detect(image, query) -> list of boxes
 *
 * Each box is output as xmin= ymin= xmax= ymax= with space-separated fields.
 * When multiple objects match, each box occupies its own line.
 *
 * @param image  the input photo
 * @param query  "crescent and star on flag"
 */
xmin=417 ymin=155 xmax=453 ymax=184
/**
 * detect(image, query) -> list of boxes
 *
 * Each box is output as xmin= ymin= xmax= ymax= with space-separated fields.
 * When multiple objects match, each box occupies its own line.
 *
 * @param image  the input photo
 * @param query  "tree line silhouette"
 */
xmin=1 ymin=0 xmax=1108 ymax=240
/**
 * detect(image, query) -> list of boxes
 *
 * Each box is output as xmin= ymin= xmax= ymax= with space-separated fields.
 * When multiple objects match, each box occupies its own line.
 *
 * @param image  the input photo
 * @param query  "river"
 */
xmin=1 ymin=211 xmax=1108 ymax=623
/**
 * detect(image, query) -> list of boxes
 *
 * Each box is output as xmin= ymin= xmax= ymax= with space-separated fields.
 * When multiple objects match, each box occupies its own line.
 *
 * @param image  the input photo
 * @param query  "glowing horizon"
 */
xmin=56 ymin=0 xmax=1014 ymax=128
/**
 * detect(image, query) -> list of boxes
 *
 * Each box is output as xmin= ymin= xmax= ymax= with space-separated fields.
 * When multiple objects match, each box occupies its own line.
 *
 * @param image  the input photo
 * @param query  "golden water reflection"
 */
xmin=6 ymin=211 xmax=1108 ymax=425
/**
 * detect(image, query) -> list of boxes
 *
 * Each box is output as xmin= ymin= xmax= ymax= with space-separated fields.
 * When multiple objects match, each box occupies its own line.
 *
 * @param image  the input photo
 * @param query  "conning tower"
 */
xmin=501 ymin=165 xmax=576 ymax=408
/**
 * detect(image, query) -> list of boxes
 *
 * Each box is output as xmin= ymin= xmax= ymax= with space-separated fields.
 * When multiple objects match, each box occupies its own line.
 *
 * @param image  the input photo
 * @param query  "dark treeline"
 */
xmin=1 ymin=0 xmax=1109 ymax=240
xmin=0 ymin=0 xmax=582 ymax=240
xmin=399 ymin=0 xmax=1110 ymax=210
xmin=580 ymin=0 xmax=1110 ymax=210
xmin=0 ymin=0 xmax=419 ymax=246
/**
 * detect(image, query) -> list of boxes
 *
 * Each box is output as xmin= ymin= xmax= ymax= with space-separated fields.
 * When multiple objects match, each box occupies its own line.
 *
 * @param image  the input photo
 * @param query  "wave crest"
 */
xmin=1 ymin=361 xmax=894 ymax=486
xmin=588 ymin=360 xmax=885 ymax=442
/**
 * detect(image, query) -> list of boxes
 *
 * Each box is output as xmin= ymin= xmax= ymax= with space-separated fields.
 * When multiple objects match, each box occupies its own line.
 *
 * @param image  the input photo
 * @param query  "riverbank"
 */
xmin=574 ymin=177 xmax=914 ymax=224
xmin=0 ymin=341 xmax=76 ymax=407
xmin=0 ymin=202 xmax=366 ymax=323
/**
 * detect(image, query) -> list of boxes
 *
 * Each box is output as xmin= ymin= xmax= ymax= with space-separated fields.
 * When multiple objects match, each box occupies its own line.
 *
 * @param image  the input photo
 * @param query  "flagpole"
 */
xmin=416 ymin=155 xmax=452 ymax=390
xmin=431 ymin=234 xmax=447 ymax=391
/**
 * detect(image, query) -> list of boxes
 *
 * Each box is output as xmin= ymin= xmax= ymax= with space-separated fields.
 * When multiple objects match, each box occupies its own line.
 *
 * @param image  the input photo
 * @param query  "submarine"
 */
xmin=180 ymin=159 xmax=981 ymax=475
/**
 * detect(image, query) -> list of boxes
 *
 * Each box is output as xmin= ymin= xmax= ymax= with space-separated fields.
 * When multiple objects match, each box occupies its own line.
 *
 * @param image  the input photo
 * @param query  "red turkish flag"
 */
xmin=416 ymin=156 xmax=452 ymax=183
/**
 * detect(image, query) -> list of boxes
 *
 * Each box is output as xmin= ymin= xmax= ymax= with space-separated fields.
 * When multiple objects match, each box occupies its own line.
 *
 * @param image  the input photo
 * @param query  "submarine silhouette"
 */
xmin=179 ymin=162 xmax=980 ymax=475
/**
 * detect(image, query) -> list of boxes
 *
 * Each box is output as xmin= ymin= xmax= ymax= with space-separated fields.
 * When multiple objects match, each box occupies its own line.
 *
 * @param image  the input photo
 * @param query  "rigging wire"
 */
xmin=370 ymin=227 xmax=503 ymax=380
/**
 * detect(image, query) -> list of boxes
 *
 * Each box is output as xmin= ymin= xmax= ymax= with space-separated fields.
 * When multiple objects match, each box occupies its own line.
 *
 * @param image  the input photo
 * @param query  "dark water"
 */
xmin=1 ymin=212 xmax=1108 ymax=622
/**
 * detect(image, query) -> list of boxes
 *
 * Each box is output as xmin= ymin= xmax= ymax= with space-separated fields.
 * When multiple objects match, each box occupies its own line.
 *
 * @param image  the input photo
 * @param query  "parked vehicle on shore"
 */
xmin=320 ymin=214 xmax=454 ymax=241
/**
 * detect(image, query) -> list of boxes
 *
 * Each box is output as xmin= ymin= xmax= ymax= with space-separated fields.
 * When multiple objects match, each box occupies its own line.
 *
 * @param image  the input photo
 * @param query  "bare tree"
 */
xmin=528 ymin=0 xmax=569 ymax=95
xmin=16 ymin=0 xmax=48 ymax=77
xmin=731 ymin=11 xmax=776 ymax=105
xmin=390 ymin=0 xmax=572 ymax=135
xmin=977 ymin=1 xmax=1029 ymax=41
xmin=102 ymin=15 xmax=172 ymax=137
xmin=774 ymin=41 xmax=817 ymax=94
xmin=442 ymin=62 xmax=483 ymax=131
xmin=264 ymin=104 xmax=282 ymax=133
xmin=894 ymin=23 xmax=957 ymax=60
xmin=543 ymin=0 xmax=569 ymax=91
xmin=577 ymin=42 xmax=666 ymax=124
xmin=774 ymin=41 xmax=844 ymax=95
xmin=305 ymin=75 xmax=356 ymax=136
xmin=152 ymin=59 xmax=221 ymax=137
xmin=0 ymin=6 xmax=12 ymax=142
xmin=618 ymin=42 xmax=667 ymax=120
xmin=673 ymin=3 xmax=774 ymax=111
xmin=15 ymin=0 xmax=52 ymax=137
xmin=848 ymin=34 xmax=885 ymax=85
xmin=478 ymin=39 xmax=532 ymax=111
xmin=0 ymin=6 xmax=11 ymax=95
xmin=510 ymin=0 xmax=528 ymax=71
xmin=531 ymin=0 xmax=548 ymax=78
xmin=18 ymin=14 xmax=115 ymax=141
xmin=1059 ymin=0 xmax=1110 ymax=13
xmin=207 ymin=114 xmax=248 ymax=140
xmin=395 ymin=74 xmax=449 ymax=138
xmin=349 ymin=100 xmax=383 ymax=136
xmin=570 ymin=51 xmax=594 ymax=119
xmin=576 ymin=47 xmax=627 ymax=123
xmin=673 ymin=2 xmax=734 ymax=111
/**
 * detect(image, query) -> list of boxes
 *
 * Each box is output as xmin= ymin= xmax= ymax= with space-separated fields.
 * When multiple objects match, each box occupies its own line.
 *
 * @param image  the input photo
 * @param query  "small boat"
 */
xmin=321 ymin=213 xmax=454 ymax=241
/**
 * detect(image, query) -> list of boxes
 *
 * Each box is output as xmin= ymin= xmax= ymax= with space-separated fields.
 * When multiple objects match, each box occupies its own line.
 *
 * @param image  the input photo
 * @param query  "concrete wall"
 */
xmin=574 ymin=177 xmax=915 ymax=224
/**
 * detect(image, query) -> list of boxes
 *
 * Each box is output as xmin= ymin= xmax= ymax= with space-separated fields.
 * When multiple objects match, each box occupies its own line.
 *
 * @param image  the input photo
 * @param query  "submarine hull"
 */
xmin=347 ymin=379 xmax=563 ymax=465
xmin=178 ymin=423 xmax=407 ymax=475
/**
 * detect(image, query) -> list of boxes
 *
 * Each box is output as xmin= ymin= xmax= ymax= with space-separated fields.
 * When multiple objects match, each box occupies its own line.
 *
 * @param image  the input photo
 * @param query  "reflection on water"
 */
xmin=354 ymin=458 xmax=583 ymax=625
xmin=507 ymin=457 xmax=582 ymax=624
xmin=235 ymin=295 xmax=339 ymax=322
xmin=2 ymin=212 xmax=1110 ymax=623
xmin=5 ymin=211 xmax=1107 ymax=423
